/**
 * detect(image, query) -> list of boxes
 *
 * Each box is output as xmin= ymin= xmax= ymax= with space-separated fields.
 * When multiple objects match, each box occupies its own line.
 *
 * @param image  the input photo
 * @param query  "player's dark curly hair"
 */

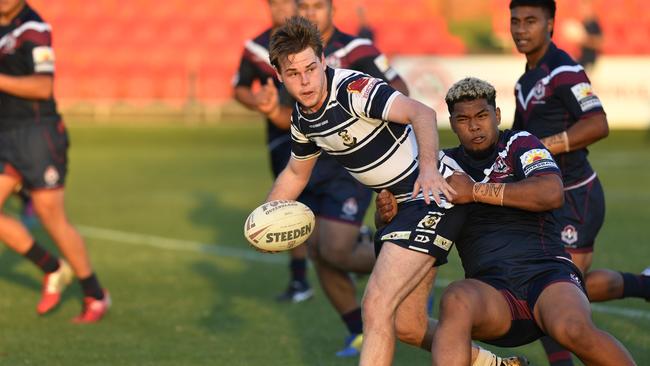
xmin=269 ymin=16 xmax=323 ymax=71
xmin=509 ymin=0 xmax=556 ymax=19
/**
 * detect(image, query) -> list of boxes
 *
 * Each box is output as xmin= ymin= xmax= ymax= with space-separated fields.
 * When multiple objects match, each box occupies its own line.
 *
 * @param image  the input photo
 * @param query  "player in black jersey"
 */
xmin=378 ymin=77 xmax=635 ymax=366
xmin=233 ymin=0 xmax=315 ymax=304
xmin=509 ymin=1 xmax=649 ymax=364
xmin=0 ymin=0 xmax=109 ymax=322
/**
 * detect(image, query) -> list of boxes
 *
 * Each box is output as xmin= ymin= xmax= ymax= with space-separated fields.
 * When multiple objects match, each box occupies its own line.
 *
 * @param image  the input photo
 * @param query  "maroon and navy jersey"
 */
xmin=324 ymin=28 xmax=398 ymax=83
xmin=443 ymin=130 xmax=571 ymax=279
xmin=0 ymin=4 xmax=59 ymax=127
xmin=512 ymin=42 xmax=604 ymax=186
xmin=234 ymin=29 xmax=292 ymax=151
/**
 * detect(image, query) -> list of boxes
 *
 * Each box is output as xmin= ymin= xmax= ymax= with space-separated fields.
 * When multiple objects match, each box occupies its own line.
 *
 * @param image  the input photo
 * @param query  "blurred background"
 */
xmin=29 ymin=0 xmax=650 ymax=127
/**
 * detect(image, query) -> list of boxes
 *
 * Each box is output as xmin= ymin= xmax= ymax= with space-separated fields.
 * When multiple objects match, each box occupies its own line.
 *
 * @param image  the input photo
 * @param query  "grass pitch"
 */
xmin=0 ymin=123 xmax=648 ymax=365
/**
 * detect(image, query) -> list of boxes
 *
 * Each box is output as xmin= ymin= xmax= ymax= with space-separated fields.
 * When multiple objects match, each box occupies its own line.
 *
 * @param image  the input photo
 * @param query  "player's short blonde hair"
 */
xmin=445 ymin=77 xmax=497 ymax=113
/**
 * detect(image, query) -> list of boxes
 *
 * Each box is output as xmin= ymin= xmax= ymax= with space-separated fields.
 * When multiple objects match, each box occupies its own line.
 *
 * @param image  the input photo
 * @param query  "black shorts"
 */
xmin=269 ymin=135 xmax=291 ymax=178
xmin=552 ymin=175 xmax=605 ymax=253
xmin=298 ymin=175 xmax=372 ymax=225
xmin=374 ymin=200 xmax=467 ymax=265
xmin=0 ymin=121 xmax=69 ymax=190
xmin=478 ymin=260 xmax=586 ymax=348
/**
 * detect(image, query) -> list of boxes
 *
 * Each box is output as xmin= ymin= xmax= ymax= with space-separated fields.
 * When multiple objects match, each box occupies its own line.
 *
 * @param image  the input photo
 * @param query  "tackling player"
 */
xmin=509 ymin=1 xmax=649 ymax=364
xmin=377 ymin=77 xmax=635 ymax=366
xmin=264 ymin=16 xmax=522 ymax=366
xmin=233 ymin=0 xmax=314 ymax=304
xmin=0 ymin=0 xmax=109 ymax=322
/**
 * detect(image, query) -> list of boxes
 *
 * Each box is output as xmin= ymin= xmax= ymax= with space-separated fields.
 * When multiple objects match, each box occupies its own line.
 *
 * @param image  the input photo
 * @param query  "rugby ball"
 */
xmin=244 ymin=200 xmax=315 ymax=253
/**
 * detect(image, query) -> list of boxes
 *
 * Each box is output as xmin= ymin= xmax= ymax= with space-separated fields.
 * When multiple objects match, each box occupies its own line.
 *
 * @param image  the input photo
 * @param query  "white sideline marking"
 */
xmin=78 ymin=225 xmax=650 ymax=321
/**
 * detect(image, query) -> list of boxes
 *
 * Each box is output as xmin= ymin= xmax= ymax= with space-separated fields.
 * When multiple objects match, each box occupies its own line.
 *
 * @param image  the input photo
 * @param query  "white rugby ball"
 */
xmin=244 ymin=200 xmax=315 ymax=253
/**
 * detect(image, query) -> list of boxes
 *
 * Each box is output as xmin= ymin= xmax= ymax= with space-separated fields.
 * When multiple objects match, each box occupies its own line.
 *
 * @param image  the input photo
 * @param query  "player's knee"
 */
xmin=319 ymin=240 xmax=352 ymax=265
xmin=439 ymin=282 xmax=475 ymax=316
xmin=361 ymin=288 xmax=392 ymax=326
xmin=549 ymin=316 xmax=597 ymax=351
xmin=395 ymin=317 xmax=425 ymax=346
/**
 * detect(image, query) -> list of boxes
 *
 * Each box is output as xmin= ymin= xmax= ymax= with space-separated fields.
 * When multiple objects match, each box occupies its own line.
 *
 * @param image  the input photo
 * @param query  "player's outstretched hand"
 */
xmin=375 ymin=189 xmax=397 ymax=224
xmin=255 ymin=77 xmax=280 ymax=116
xmin=412 ymin=166 xmax=456 ymax=205
xmin=446 ymin=171 xmax=475 ymax=204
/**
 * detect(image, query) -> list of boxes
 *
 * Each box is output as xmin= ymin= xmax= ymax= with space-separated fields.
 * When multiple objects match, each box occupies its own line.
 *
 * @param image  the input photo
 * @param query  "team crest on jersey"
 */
xmin=519 ymin=149 xmax=557 ymax=176
xmin=338 ymin=129 xmax=358 ymax=147
xmin=561 ymin=225 xmax=579 ymax=246
xmin=325 ymin=54 xmax=341 ymax=69
xmin=0 ymin=34 xmax=17 ymax=54
xmin=533 ymin=81 xmax=546 ymax=100
xmin=570 ymin=82 xmax=602 ymax=112
xmin=493 ymin=156 xmax=510 ymax=173
xmin=43 ymin=165 xmax=60 ymax=187
xmin=341 ymin=197 xmax=359 ymax=218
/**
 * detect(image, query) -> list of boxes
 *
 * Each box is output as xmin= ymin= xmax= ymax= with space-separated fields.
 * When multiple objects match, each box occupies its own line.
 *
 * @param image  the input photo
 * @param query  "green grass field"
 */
xmin=0 ymin=123 xmax=648 ymax=365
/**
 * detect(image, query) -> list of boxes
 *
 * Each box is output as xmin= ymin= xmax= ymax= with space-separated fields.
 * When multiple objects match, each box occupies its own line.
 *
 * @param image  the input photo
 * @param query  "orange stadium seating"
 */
xmin=25 ymin=0 xmax=645 ymax=104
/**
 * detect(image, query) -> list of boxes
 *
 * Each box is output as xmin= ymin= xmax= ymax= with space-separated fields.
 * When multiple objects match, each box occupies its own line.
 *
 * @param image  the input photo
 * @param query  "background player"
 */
xmin=0 ymin=0 xmax=109 ymax=322
xmin=233 ymin=0 xmax=314 ymax=304
xmin=509 ymin=1 xmax=650 ymax=364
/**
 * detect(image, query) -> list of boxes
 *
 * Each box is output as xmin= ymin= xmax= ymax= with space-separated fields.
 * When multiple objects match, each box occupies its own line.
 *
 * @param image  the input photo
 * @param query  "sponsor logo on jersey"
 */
xmin=347 ymin=77 xmax=379 ymax=98
xmin=414 ymin=234 xmax=430 ymax=244
xmin=561 ymin=224 xmax=579 ymax=246
xmin=570 ymin=272 xmax=583 ymax=287
xmin=43 ymin=165 xmax=59 ymax=187
xmin=341 ymin=197 xmax=359 ymax=217
xmin=417 ymin=212 xmax=443 ymax=231
xmin=570 ymin=82 xmax=602 ymax=112
xmin=433 ymin=235 xmax=453 ymax=251
xmin=519 ymin=148 xmax=557 ymax=176
xmin=338 ymin=129 xmax=358 ymax=147
xmin=380 ymin=231 xmax=411 ymax=241
xmin=33 ymin=46 xmax=55 ymax=73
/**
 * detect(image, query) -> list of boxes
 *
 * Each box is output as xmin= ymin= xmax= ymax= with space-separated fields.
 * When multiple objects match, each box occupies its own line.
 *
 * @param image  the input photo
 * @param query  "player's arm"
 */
xmin=446 ymin=171 xmax=563 ymax=212
xmin=542 ymin=75 xmax=609 ymax=154
xmin=233 ymin=78 xmax=292 ymax=130
xmin=386 ymin=94 xmax=455 ymax=203
xmin=0 ymin=74 xmax=53 ymax=100
xmin=540 ymin=112 xmax=608 ymax=155
xmin=266 ymin=156 xmax=317 ymax=202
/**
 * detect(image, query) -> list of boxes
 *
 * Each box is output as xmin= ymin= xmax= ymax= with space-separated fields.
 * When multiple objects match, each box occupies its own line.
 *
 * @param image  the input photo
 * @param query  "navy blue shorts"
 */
xmin=552 ymin=175 xmax=605 ymax=253
xmin=299 ymin=175 xmax=371 ymax=225
xmin=478 ymin=260 xmax=585 ymax=348
xmin=374 ymin=200 xmax=467 ymax=265
xmin=269 ymin=136 xmax=292 ymax=178
xmin=0 ymin=121 xmax=69 ymax=190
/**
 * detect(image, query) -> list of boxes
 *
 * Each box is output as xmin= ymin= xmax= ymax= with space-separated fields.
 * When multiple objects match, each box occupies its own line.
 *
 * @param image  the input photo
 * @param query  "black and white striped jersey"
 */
xmin=291 ymin=67 xmax=452 ymax=204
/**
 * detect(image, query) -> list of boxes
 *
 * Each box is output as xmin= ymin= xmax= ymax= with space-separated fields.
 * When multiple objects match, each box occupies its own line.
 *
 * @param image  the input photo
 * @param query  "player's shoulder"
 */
xmin=333 ymin=68 xmax=373 ymax=92
xmin=21 ymin=4 xmax=46 ymax=23
xmin=500 ymin=129 xmax=544 ymax=154
xmin=330 ymin=29 xmax=380 ymax=57
xmin=544 ymin=43 xmax=584 ymax=77
xmin=246 ymin=28 xmax=272 ymax=48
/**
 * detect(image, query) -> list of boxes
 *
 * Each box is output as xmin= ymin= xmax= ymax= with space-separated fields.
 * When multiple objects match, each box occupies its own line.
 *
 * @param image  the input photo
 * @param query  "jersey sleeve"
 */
xmin=290 ymin=118 xmax=321 ymax=161
xmin=20 ymin=26 xmax=55 ymax=75
xmin=554 ymin=71 xmax=605 ymax=121
xmin=512 ymin=133 xmax=561 ymax=179
xmin=348 ymin=77 xmax=400 ymax=121
xmin=350 ymin=52 xmax=399 ymax=82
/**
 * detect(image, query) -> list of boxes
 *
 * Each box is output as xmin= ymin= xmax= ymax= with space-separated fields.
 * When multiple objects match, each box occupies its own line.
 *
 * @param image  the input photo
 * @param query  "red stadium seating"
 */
xmin=26 ymin=0 xmax=646 ymax=103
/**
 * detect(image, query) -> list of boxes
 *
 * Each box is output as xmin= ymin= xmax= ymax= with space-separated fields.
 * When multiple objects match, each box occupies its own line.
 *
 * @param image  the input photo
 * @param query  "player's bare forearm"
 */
xmin=233 ymin=86 xmax=258 ymax=110
xmin=542 ymin=113 xmax=608 ymax=154
xmin=473 ymin=174 xmax=564 ymax=211
xmin=0 ymin=74 xmax=52 ymax=100
xmin=266 ymin=157 xmax=316 ymax=202
xmin=266 ymin=105 xmax=292 ymax=130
